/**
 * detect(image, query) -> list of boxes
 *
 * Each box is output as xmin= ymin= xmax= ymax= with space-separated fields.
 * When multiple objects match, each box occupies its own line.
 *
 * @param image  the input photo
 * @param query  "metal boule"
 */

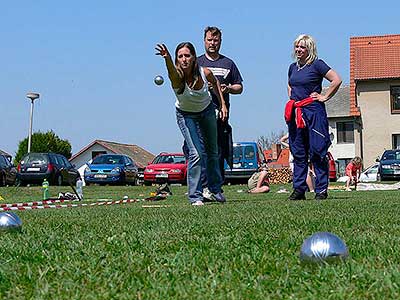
xmin=0 ymin=212 xmax=23 ymax=233
xmin=300 ymin=232 xmax=348 ymax=263
xmin=154 ymin=75 xmax=164 ymax=86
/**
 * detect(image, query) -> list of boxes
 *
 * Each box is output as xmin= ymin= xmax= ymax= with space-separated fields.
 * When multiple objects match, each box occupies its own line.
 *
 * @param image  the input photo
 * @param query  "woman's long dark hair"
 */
xmin=174 ymin=42 xmax=201 ymax=94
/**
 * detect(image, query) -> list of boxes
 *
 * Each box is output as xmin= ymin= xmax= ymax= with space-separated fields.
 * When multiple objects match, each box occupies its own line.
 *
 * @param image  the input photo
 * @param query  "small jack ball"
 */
xmin=154 ymin=75 xmax=164 ymax=86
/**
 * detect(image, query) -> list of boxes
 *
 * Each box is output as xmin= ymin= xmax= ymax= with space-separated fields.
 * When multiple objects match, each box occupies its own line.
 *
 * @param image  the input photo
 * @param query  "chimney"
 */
xmin=271 ymin=143 xmax=282 ymax=160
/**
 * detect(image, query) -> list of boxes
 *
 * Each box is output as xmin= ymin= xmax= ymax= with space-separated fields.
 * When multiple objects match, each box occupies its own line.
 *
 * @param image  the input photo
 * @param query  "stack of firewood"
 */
xmin=267 ymin=167 xmax=293 ymax=184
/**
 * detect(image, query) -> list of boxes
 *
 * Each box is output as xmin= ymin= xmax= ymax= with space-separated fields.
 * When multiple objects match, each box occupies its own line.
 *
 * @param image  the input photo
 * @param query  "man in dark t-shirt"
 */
xmin=197 ymin=26 xmax=243 ymax=180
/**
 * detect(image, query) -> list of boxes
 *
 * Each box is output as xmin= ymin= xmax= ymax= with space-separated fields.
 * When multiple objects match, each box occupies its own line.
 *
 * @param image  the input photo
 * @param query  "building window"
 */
xmin=336 ymin=122 xmax=354 ymax=143
xmin=391 ymin=86 xmax=400 ymax=114
xmin=92 ymin=151 xmax=107 ymax=159
xmin=393 ymin=134 xmax=400 ymax=149
xmin=336 ymin=158 xmax=352 ymax=177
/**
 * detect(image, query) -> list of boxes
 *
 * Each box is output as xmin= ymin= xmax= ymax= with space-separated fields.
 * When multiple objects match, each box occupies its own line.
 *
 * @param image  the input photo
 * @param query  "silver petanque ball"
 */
xmin=0 ymin=212 xmax=23 ymax=233
xmin=300 ymin=232 xmax=349 ymax=264
xmin=154 ymin=75 xmax=164 ymax=86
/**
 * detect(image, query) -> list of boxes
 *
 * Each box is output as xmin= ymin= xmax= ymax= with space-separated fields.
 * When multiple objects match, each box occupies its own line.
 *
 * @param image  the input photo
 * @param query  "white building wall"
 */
xmin=328 ymin=119 xmax=356 ymax=160
xmin=70 ymin=144 xmax=112 ymax=169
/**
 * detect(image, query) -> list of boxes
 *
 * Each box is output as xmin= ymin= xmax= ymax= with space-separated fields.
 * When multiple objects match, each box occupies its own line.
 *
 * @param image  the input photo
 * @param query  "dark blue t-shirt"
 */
xmin=288 ymin=59 xmax=330 ymax=101
xmin=198 ymin=54 xmax=243 ymax=109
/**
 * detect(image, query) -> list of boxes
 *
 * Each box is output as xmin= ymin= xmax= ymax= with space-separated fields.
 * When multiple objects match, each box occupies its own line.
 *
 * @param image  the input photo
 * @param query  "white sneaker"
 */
xmin=345 ymin=188 xmax=351 ymax=192
xmin=202 ymin=187 xmax=213 ymax=201
xmin=211 ymin=192 xmax=226 ymax=203
xmin=192 ymin=201 xmax=204 ymax=206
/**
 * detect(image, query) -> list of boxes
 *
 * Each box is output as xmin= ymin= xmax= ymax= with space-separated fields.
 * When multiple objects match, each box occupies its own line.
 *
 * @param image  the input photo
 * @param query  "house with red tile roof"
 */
xmin=69 ymin=140 xmax=155 ymax=170
xmin=350 ymin=34 xmax=400 ymax=166
xmin=263 ymin=145 xmax=290 ymax=168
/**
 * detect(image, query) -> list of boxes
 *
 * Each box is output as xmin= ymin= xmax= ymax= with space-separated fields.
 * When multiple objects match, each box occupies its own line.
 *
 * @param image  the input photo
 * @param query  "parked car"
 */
xmin=17 ymin=152 xmax=80 ymax=186
xmin=337 ymin=163 xmax=379 ymax=183
xmin=359 ymin=163 xmax=379 ymax=182
xmin=84 ymin=154 xmax=138 ymax=185
xmin=377 ymin=149 xmax=400 ymax=181
xmin=144 ymin=153 xmax=187 ymax=185
xmin=224 ymin=142 xmax=264 ymax=181
xmin=327 ymin=152 xmax=338 ymax=182
xmin=0 ymin=154 xmax=17 ymax=186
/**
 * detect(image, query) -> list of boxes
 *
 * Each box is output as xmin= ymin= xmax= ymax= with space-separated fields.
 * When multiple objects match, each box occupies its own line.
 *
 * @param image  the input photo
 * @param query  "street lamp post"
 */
xmin=26 ymin=92 xmax=40 ymax=153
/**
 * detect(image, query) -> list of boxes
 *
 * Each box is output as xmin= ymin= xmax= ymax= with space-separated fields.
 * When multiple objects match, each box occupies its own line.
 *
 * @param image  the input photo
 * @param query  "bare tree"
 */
xmin=257 ymin=130 xmax=286 ymax=150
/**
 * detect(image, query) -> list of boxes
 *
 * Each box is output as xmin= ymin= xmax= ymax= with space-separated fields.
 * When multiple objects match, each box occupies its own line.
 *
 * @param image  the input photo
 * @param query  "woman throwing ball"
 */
xmin=156 ymin=42 xmax=228 ymax=206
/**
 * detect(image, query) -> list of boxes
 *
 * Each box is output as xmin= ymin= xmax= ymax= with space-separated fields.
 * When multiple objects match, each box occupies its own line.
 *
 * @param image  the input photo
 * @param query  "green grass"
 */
xmin=1 ymin=183 xmax=400 ymax=299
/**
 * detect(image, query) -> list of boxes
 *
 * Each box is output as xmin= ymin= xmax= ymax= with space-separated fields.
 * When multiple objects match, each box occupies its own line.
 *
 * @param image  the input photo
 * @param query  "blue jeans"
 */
xmin=176 ymin=104 xmax=223 ymax=203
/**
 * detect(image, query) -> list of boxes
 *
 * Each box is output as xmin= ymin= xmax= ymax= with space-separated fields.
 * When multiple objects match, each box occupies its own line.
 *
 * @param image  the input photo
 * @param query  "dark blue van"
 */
xmin=224 ymin=142 xmax=264 ymax=180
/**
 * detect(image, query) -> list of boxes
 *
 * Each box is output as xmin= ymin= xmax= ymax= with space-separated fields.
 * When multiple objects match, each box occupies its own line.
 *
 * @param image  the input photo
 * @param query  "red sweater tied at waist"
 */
xmin=284 ymin=97 xmax=314 ymax=128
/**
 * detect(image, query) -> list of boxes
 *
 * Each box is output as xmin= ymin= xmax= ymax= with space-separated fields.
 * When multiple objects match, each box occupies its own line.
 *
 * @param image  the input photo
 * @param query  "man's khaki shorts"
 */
xmin=248 ymin=172 xmax=261 ymax=190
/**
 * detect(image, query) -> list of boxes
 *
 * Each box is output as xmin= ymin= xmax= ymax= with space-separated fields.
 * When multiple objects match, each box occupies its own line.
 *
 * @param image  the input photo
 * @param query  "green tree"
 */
xmin=14 ymin=130 xmax=72 ymax=164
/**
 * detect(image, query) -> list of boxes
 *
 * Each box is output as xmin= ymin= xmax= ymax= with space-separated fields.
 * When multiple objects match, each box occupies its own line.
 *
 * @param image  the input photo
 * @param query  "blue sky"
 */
xmin=1 ymin=0 xmax=399 ymax=158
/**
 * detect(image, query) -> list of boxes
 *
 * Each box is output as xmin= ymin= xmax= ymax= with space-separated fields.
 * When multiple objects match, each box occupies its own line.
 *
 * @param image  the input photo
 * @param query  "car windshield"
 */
xmin=22 ymin=153 xmax=48 ymax=165
xmin=244 ymin=146 xmax=255 ymax=160
xmin=154 ymin=155 xmax=185 ymax=164
xmin=92 ymin=155 xmax=123 ymax=165
xmin=382 ymin=151 xmax=400 ymax=161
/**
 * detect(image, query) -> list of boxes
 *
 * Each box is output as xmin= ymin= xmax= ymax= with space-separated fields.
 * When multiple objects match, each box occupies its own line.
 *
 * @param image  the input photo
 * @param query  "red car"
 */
xmin=144 ymin=153 xmax=187 ymax=185
xmin=327 ymin=152 xmax=337 ymax=182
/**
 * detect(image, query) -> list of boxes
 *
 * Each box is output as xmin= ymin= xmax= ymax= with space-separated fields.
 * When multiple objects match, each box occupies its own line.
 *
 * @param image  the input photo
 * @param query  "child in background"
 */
xmin=248 ymin=164 xmax=270 ymax=194
xmin=345 ymin=156 xmax=362 ymax=191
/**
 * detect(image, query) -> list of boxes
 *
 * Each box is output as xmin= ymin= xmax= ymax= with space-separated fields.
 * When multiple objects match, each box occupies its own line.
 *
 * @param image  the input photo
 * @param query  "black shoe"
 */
xmin=315 ymin=191 xmax=328 ymax=200
xmin=288 ymin=190 xmax=306 ymax=200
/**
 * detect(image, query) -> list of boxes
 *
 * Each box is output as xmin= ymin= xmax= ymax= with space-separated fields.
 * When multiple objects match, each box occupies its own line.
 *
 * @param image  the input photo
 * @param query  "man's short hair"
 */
xmin=204 ymin=26 xmax=222 ymax=39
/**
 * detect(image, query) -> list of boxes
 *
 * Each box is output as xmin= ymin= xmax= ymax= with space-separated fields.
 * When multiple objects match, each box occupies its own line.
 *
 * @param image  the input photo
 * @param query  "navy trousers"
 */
xmin=288 ymin=101 xmax=331 ymax=194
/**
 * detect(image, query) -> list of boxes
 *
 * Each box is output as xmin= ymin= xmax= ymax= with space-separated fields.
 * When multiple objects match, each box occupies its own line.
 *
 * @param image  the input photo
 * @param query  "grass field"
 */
xmin=1 ymin=183 xmax=400 ymax=299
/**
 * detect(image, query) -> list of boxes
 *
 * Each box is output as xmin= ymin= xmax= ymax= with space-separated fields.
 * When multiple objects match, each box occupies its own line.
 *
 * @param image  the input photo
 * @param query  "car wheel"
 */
xmin=15 ymin=178 xmax=25 ymax=187
xmin=56 ymin=174 xmax=63 ymax=186
xmin=0 ymin=174 xmax=5 ymax=187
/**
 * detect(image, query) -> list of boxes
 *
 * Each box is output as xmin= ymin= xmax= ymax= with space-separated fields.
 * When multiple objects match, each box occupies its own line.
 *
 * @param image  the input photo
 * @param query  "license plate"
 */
xmin=394 ymin=170 xmax=400 ymax=175
xmin=233 ymin=163 xmax=241 ymax=168
xmin=156 ymin=173 xmax=168 ymax=178
xmin=27 ymin=167 xmax=40 ymax=171
xmin=94 ymin=174 xmax=107 ymax=179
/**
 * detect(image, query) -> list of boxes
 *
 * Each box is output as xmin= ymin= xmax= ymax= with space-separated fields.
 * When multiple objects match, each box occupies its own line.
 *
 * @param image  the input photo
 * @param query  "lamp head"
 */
xmin=26 ymin=92 xmax=40 ymax=101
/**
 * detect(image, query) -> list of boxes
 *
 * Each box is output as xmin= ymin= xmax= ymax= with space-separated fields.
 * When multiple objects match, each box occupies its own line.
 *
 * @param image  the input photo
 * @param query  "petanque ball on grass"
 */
xmin=0 ymin=212 xmax=23 ymax=233
xmin=154 ymin=75 xmax=164 ymax=86
xmin=300 ymin=232 xmax=348 ymax=264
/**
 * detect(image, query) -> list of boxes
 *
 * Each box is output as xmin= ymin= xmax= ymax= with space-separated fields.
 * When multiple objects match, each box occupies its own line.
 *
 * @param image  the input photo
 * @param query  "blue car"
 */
xmin=377 ymin=149 xmax=400 ymax=181
xmin=224 ymin=142 xmax=264 ymax=181
xmin=84 ymin=154 xmax=139 ymax=185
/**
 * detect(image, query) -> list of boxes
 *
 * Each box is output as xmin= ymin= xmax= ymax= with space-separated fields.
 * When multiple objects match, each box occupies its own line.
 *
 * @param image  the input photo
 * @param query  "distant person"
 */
xmin=198 ymin=26 xmax=243 ymax=181
xmin=306 ymin=162 xmax=315 ymax=193
xmin=280 ymin=132 xmax=314 ymax=192
xmin=248 ymin=164 xmax=270 ymax=194
xmin=156 ymin=42 xmax=228 ymax=206
xmin=285 ymin=34 xmax=342 ymax=200
xmin=345 ymin=156 xmax=362 ymax=191
xmin=280 ymin=133 xmax=294 ymax=172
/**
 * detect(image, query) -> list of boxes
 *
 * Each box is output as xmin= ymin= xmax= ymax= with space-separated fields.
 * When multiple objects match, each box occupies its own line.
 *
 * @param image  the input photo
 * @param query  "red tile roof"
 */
xmin=355 ymin=45 xmax=400 ymax=80
xmin=263 ymin=148 xmax=290 ymax=167
xmin=350 ymin=34 xmax=400 ymax=116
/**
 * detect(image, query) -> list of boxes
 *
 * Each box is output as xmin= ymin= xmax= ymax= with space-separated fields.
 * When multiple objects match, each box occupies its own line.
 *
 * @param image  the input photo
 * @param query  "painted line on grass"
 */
xmin=0 ymin=198 xmax=80 ymax=208
xmin=0 ymin=198 xmax=147 ymax=212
